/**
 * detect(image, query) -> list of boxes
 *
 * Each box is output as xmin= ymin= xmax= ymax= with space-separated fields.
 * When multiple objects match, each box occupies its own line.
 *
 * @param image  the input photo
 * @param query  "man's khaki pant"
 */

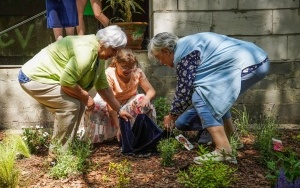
xmin=20 ymin=80 xmax=85 ymax=151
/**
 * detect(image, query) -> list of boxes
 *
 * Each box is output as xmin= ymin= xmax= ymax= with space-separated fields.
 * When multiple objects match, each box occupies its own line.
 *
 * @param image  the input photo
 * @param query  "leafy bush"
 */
xmin=0 ymin=134 xmax=30 ymax=188
xmin=157 ymin=137 xmax=179 ymax=167
xmin=177 ymin=162 xmax=236 ymax=188
xmin=109 ymin=160 xmax=131 ymax=188
xmin=154 ymin=97 xmax=170 ymax=128
xmin=22 ymin=125 xmax=50 ymax=154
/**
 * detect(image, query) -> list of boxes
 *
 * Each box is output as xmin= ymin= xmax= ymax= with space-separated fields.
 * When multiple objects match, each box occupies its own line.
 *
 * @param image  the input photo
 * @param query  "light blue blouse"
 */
xmin=173 ymin=32 xmax=268 ymax=120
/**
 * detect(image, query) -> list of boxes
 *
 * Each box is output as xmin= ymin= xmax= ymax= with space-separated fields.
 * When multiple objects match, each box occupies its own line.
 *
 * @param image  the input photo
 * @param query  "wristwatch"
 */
xmin=117 ymin=109 xmax=121 ymax=117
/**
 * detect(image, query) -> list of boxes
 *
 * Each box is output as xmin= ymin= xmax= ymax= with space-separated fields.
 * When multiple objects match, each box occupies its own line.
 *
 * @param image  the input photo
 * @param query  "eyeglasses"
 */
xmin=117 ymin=64 xmax=137 ymax=71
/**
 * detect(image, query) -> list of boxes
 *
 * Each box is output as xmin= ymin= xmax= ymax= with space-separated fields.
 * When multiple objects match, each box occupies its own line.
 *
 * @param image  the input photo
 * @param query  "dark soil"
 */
xmin=0 ymin=129 xmax=299 ymax=188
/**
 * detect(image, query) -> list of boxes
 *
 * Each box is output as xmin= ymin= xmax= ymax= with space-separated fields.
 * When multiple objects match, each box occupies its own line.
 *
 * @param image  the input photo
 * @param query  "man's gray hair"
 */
xmin=96 ymin=25 xmax=127 ymax=48
xmin=147 ymin=32 xmax=178 ymax=61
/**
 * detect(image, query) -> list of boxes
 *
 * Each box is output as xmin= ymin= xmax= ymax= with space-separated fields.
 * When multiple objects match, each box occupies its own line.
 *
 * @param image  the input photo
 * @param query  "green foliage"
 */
xmin=196 ymin=144 xmax=210 ymax=156
xmin=266 ymin=150 xmax=300 ymax=185
xmin=49 ymin=149 xmax=81 ymax=179
xmin=253 ymin=116 xmax=279 ymax=163
xmin=103 ymin=0 xmax=145 ymax=22
xmin=109 ymin=159 xmax=131 ymax=188
xmin=153 ymin=97 xmax=170 ymax=128
xmin=232 ymin=105 xmax=250 ymax=135
xmin=22 ymin=125 xmax=50 ymax=154
xmin=0 ymin=134 xmax=30 ymax=188
xmin=71 ymin=138 xmax=92 ymax=172
xmin=49 ymin=139 xmax=91 ymax=179
xmin=157 ymin=137 xmax=179 ymax=167
xmin=228 ymin=132 xmax=241 ymax=157
xmin=296 ymin=134 xmax=300 ymax=141
xmin=188 ymin=143 xmax=237 ymax=187
xmin=177 ymin=162 xmax=236 ymax=188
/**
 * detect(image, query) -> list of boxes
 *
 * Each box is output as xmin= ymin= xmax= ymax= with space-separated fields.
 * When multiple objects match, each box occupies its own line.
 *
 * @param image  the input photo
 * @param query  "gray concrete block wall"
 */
xmin=150 ymin=0 xmax=300 ymax=124
xmin=0 ymin=68 xmax=53 ymax=129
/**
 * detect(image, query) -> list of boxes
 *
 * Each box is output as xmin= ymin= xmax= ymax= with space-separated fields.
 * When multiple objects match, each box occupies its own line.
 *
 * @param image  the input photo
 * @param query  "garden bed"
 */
xmin=0 ymin=128 xmax=299 ymax=188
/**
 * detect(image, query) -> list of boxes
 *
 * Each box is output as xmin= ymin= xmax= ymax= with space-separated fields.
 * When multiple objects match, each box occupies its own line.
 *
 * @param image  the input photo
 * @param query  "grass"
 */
xmin=0 ymin=134 xmax=30 ymax=188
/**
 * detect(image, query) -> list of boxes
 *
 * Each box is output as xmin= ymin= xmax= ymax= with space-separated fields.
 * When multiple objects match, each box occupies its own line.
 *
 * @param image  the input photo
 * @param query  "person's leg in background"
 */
xmin=76 ymin=0 xmax=88 ymax=35
xmin=53 ymin=28 xmax=64 ymax=40
xmin=90 ymin=0 xmax=109 ymax=27
xmin=65 ymin=27 xmax=76 ymax=36
xmin=76 ymin=0 xmax=109 ymax=35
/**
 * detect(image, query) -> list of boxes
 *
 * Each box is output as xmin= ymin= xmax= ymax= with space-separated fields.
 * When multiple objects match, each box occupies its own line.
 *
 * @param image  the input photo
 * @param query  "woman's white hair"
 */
xmin=147 ymin=32 xmax=178 ymax=62
xmin=96 ymin=25 xmax=127 ymax=48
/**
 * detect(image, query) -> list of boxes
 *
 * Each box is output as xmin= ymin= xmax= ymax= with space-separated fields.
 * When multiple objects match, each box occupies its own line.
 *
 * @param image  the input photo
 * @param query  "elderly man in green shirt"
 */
xmin=18 ymin=25 xmax=132 ymax=160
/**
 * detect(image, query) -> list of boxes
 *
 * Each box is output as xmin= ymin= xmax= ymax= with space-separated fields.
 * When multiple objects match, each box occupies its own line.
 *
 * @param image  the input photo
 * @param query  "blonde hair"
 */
xmin=110 ymin=48 xmax=138 ymax=67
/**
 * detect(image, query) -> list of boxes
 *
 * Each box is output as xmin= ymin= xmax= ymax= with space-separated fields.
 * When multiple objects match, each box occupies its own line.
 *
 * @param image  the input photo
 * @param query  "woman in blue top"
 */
xmin=148 ymin=32 xmax=269 ymax=164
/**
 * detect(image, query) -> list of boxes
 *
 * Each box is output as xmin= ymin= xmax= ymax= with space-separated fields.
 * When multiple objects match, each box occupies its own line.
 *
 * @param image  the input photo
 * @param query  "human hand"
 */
xmin=119 ymin=110 xmax=132 ymax=121
xmin=138 ymin=97 xmax=151 ymax=108
xmin=116 ymin=128 xmax=122 ymax=142
xmin=86 ymin=96 xmax=95 ymax=111
xmin=163 ymin=115 xmax=175 ymax=131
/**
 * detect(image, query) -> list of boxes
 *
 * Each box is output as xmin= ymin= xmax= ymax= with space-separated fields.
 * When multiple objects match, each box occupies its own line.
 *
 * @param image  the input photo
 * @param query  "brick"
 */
xmin=153 ymin=12 xmax=212 ymax=36
xmin=152 ymin=0 xmax=177 ymax=11
xmin=269 ymin=61 xmax=293 ymax=75
xmin=288 ymin=35 xmax=300 ymax=60
xmin=239 ymin=0 xmax=299 ymax=9
xmin=178 ymin=0 xmax=237 ymax=10
xmin=213 ymin=11 xmax=273 ymax=35
xmin=273 ymin=10 xmax=300 ymax=34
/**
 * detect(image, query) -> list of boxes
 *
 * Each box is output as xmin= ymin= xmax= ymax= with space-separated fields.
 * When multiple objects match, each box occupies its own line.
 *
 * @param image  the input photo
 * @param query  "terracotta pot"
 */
xmin=112 ymin=22 xmax=148 ymax=50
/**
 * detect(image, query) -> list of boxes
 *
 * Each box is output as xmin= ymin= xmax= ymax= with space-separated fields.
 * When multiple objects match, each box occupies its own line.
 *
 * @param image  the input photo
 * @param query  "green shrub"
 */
xmin=154 ymin=97 xmax=170 ymax=128
xmin=0 ymin=134 xmax=30 ymax=188
xmin=22 ymin=125 xmax=50 ymax=154
xmin=157 ymin=137 xmax=179 ymax=167
xmin=177 ymin=162 xmax=236 ymax=188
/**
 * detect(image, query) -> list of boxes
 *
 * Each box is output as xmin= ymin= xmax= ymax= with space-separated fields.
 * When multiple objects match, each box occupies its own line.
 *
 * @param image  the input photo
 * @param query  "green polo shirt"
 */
xmin=22 ymin=35 xmax=109 ymax=91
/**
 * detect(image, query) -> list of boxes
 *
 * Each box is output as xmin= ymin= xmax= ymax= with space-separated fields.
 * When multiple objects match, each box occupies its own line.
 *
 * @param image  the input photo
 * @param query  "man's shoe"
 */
xmin=193 ymin=150 xmax=237 ymax=165
xmin=198 ymin=130 xmax=213 ymax=145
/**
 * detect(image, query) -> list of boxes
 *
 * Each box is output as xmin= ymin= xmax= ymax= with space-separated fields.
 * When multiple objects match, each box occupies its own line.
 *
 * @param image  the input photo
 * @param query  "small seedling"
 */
xmin=157 ymin=137 xmax=179 ymax=167
xmin=109 ymin=159 xmax=131 ymax=188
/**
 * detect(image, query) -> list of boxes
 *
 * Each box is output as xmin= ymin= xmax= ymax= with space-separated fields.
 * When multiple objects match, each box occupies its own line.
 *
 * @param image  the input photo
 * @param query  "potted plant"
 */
xmin=103 ymin=0 xmax=148 ymax=50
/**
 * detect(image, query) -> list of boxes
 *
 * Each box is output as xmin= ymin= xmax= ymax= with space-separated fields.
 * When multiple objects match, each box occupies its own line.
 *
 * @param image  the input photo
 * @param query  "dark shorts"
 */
xmin=46 ymin=0 xmax=78 ymax=28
